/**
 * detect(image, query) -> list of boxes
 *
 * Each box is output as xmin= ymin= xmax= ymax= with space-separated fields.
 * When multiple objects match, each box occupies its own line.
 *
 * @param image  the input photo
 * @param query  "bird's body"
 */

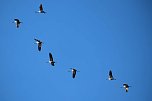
xmin=49 ymin=53 xmax=55 ymax=66
xmin=123 ymin=84 xmax=130 ymax=92
xmin=108 ymin=70 xmax=116 ymax=80
xmin=14 ymin=19 xmax=22 ymax=28
xmin=36 ymin=4 xmax=46 ymax=13
xmin=34 ymin=38 xmax=42 ymax=51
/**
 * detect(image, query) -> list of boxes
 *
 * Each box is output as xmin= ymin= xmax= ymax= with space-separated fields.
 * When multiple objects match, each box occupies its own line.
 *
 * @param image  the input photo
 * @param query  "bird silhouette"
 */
xmin=34 ymin=38 xmax=43 ymax=51
xmin=13 ymin=19 xmax=22 ymax=28
xmin=35 ymin=4 xmax=46 ymax=13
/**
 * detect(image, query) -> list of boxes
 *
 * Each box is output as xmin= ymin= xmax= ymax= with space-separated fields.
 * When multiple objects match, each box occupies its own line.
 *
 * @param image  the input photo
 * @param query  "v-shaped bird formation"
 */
xmin=13 ymin=3 xmax=132 ymax=93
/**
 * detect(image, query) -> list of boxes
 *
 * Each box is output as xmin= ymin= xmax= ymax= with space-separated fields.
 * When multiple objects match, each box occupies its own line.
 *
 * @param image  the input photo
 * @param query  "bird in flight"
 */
xmin=68 ymin=68 xmax=79 ymax=78
xmin=36 ymin=4 xmax=46 ymax=13
xmin=123 ymin=83 xmax=131 ymax=92
xmin=108 ymin=70 xmax=116 ymax=80
xmin=48 ymin=53 xmax=55 ymax=66
xmin=34 ymin=38 xmax=42 ymax=51
xmin=13 ymin=19 xmax=22 ymax=28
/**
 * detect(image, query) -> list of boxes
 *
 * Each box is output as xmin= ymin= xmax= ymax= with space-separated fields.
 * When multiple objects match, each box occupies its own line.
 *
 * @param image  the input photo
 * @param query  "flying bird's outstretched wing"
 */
xmin=109 ymin=70 xmax=113 ymax=78
xmin=49 ymin=53 xmax=55 ymax=66
xmin=49 ymin=53 xmax=53 ymax=61
xmin=123 ymin=84 xmax=130 ymax=88
xmin=14 ymin=19 xmax=19 ymax=22
xmin=39 ymin=4 xmax=43 ymax=11
xmin=34 ymin=38 xmax=41 ymax=42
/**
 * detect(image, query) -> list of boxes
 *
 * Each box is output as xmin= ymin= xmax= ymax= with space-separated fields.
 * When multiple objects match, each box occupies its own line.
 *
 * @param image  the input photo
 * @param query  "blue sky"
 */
xmin=0 ymin=0 xmax=152 ymax=101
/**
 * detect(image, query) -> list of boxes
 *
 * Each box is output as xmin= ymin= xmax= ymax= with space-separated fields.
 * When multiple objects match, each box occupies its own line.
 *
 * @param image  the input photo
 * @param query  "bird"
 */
xmin=13 ymin=19 xmax=22 ymax=28
xmin=108 ymin=70 xmax=116 ymax=80
xmin=34 ymin=38 xmax=42 ymax=51
xmin=36 ymin=4 xmax=46 ymax=13
xmin=48 ymin=53 xmax=55 ymax=66
xmin=123 ymin=83 xmax=131 ymax=92
xmin=69 ymin=68 xmax=79 ymax=78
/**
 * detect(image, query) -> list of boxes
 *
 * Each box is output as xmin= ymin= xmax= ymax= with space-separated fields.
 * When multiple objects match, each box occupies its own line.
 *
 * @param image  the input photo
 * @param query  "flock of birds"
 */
xmin=13 ymin=4 xmax=131 ymax=93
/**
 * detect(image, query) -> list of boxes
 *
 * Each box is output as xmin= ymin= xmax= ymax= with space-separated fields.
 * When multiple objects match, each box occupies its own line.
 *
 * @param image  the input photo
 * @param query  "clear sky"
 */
xmin=0 ymin=0 xmax=152 ymax=101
